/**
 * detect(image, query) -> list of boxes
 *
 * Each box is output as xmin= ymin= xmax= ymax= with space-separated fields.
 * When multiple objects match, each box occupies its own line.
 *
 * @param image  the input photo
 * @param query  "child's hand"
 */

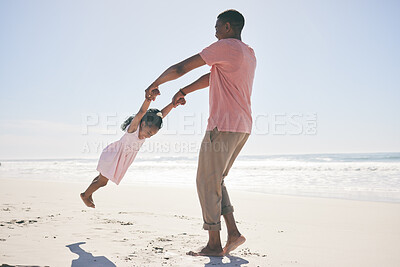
xmin=176 ymin=98 xmax=186 ymax=106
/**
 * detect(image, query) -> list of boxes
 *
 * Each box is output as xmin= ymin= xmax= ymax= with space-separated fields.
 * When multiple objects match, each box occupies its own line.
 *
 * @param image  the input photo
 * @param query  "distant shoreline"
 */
xmin=1 ymin=151 xmax=400 ymax=162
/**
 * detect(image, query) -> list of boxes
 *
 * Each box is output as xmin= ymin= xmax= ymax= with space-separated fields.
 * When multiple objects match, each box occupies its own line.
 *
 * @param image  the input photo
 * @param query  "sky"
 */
xmin=0 ymin=0 xmax=399 ymax=159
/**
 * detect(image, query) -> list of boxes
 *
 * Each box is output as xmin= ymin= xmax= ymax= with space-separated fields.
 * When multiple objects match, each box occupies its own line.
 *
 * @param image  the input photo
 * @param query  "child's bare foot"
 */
xmin=88 ymin=194 xmax=94 ymax=205
xmin=223 ymin=235 xmax=246 ymax=255
xmin=80 ymin=193 xmax=95 ymax=208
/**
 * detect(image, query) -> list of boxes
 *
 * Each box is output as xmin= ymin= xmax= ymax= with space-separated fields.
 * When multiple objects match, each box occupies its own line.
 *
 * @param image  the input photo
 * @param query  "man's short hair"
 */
xmin=217 ymin=9 xmax=245 ymax=34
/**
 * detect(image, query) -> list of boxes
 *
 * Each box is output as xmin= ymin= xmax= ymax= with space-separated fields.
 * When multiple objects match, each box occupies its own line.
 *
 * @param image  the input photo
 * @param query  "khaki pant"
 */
xmin=196 ymin=127 xmax=250 ymax=231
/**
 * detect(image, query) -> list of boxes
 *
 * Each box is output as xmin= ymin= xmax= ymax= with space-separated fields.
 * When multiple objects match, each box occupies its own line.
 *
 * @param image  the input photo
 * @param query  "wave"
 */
xmin=237 ymin=152 xmax=400 ymax=163
xmin=2 ymin=152 xmax=399 ymax=163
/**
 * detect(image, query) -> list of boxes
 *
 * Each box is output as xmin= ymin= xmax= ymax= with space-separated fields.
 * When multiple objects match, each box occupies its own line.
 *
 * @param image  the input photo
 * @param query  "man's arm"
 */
xmin=172 ymin=73 xmax=210 ymax=106
xmin=146 ymin=54 xmax=206 ymax=95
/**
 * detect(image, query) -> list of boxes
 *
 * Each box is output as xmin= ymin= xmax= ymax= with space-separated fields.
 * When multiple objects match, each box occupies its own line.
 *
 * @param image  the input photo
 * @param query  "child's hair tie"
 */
xmin=156 ymin=112 xmax=163 ymax=119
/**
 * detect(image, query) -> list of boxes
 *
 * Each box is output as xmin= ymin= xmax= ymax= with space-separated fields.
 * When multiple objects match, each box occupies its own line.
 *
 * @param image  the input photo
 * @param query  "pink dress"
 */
xmin=96 ymin=126 xmax=145 ymax=185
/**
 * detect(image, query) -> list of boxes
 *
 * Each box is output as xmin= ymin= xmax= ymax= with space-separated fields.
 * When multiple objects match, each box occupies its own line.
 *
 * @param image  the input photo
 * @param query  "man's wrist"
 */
xmin=152 ymin=81 xmax=160 ymax=89
xmin=179 ymin=88 xmax=187 ymax=96
xmin=145 ymin=82 xmax=159 ymax=92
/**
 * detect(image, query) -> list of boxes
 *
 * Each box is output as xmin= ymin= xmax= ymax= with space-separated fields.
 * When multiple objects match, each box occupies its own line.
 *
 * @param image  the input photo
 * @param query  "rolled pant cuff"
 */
xmin=203 ymin=222 xmax=221 ymax=231
xmin=221 ymin=205 xmax=234 ymax=215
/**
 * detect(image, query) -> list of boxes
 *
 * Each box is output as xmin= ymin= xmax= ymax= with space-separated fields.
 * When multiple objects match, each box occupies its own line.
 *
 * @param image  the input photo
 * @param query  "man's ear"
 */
xmin=225 ymin=22 xmax=231 ymax=31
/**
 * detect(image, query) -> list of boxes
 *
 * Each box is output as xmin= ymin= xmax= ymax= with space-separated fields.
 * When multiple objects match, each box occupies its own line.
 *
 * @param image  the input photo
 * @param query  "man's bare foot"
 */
xmin=187 ymin=245 xmax=224 ymax=257
xmin=80 ymin=193 xmax=95 ymax=208
xmin=223 ymin=235 xmax=246 ymax=255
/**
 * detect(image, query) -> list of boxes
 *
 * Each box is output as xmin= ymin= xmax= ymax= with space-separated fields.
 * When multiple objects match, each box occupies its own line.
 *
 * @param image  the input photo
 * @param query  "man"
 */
xmin=145 ymin=9 xmax=256 ymax=256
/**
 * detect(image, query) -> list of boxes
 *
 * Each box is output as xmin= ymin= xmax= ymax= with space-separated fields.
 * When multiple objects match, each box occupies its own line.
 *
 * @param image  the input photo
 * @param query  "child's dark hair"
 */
xmin=121 ymin=108 xmax=163 ymax=131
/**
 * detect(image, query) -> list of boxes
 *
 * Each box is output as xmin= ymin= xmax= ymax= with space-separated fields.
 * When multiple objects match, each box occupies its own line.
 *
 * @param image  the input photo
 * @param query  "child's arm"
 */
xmin=161 ymin=98 xmax=186 ymax=118
xmin=161 ymin=103 xmax=174 ymax=118
xmin=127 ymin=98 xmax=152 ymax=133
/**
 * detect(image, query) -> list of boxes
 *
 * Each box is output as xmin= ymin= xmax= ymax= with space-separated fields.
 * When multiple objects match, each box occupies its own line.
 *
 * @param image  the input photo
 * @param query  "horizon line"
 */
xmin=1 ymin=151 xmax=399 ymax=162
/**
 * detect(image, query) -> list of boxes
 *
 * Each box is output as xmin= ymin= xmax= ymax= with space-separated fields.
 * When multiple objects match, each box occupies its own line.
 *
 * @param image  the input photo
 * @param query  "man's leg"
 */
xmin=188 ymin=129 xmax=248 ymax=256
xmin=220 ymin=182 xmax=245 ymax=254
xmin=220 ymin=133 xmax=249 ymax=254
xmin=222 ymin=212 xmax=246 ymax=255
xmin=187 ymin=130 xmax=226 ymax=256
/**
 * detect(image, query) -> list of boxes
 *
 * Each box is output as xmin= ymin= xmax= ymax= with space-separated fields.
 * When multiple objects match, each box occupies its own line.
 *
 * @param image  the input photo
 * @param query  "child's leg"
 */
xmin=80 ymin=174 xmax=109 ymax=208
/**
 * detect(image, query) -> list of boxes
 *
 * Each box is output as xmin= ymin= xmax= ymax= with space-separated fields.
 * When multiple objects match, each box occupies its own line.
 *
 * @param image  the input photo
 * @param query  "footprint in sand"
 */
xmin=157 ymin=237 xmax=172 ymax=242
xmin=119 ymin=221 xmax=134 ymax=225
xmin=3 ymin=219 xmax=38 ymax=226
xmin=238 ymin=247 xmax=267 ymax=257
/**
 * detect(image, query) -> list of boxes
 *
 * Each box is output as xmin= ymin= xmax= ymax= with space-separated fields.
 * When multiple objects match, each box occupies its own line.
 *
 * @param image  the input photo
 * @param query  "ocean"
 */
xmin=1 ymin=152 xmax=400 ymax=203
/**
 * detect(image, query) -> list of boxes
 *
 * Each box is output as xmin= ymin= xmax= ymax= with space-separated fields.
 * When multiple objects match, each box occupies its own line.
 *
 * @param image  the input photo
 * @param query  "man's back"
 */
xmin=200 ymin=38 xmax=256 ymax=134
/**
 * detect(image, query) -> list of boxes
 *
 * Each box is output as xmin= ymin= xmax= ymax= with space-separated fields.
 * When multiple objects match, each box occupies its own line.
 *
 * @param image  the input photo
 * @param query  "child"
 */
xmin=80 ymin=90 xmax=185 ymax=208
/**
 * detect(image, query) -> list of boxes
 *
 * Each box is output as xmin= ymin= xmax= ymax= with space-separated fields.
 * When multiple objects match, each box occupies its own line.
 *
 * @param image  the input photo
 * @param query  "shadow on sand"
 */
xmin=204 ymin=255 xmax=249 ymax=266
xmin=65 ymin=242 xmax=116 ymax=267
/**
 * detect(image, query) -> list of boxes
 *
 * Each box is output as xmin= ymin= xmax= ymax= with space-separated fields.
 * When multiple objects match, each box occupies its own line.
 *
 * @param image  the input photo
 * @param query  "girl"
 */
xmin=80 ymin=90 xmax=185 ymax=208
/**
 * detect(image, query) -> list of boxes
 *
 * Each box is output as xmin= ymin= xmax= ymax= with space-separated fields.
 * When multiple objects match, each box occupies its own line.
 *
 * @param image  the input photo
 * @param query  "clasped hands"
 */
xmin=145 ymin=85 xmax=186 ymax=107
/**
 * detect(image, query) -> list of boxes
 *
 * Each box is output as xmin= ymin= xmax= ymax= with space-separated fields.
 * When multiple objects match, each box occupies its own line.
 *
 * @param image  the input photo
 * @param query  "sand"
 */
xmin=0 ymin=178 xmax=399 ymax=267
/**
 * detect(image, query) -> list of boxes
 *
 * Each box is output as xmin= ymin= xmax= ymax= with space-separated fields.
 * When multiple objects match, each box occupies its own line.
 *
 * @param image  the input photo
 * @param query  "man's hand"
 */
xmin=145 ymin=87 xmax=160 ymax=101
xmin=172 ymin=90 xmax=186 ymax=107
xmin=145 ymin=84 xmax=161 ymax=101
xmin=176 ymin=98 xmax=186 ymax=106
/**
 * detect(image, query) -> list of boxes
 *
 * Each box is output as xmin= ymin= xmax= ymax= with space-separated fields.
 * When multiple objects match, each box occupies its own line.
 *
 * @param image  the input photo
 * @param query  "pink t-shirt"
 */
xmin=199 ymin=38 xmax=256 ymax=134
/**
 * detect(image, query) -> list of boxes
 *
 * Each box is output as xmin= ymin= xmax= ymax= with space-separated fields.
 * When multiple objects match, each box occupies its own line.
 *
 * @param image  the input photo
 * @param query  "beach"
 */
xmin=1 ymin=178 xmax=399 ymax=267
xmin=1 ymin=0 xmax=399 ymax=266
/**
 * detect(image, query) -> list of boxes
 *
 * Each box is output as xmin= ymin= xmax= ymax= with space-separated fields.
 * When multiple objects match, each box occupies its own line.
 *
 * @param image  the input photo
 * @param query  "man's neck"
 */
xmin=223 ymin=35 xmax=242 ymax=41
